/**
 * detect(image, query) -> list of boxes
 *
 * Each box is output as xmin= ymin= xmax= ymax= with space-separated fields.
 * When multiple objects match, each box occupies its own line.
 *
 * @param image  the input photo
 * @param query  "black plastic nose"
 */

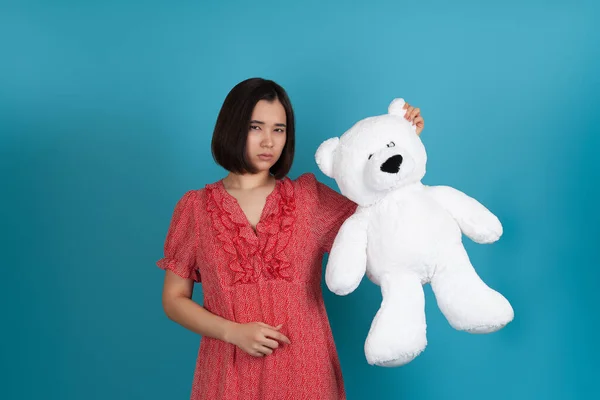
xmin=380 ymin=154 xmax=403 ymax=173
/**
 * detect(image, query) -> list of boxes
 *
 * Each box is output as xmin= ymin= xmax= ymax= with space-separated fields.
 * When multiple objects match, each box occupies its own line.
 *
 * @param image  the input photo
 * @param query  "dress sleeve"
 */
xmin=300 ymin=173 xmax=358 ymax=254
xmin=156 ymin=190 xmax=201 ymax=282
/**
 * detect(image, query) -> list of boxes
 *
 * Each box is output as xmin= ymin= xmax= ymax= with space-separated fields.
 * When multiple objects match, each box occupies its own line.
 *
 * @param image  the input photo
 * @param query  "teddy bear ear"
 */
xmin=388 ymin=98 xmax=407 ymax=117
xmin=389 ymin=98 xmax=418 ymax=133
xmin=315 ymin=137 xmax=340 ymax=178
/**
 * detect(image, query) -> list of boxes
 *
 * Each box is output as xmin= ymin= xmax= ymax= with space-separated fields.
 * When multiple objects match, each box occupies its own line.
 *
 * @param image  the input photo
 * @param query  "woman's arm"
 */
xmin=161 ymin=270 xmax=291 ymax=357
xmin=162 ymin=270 xmax=234 ymax=341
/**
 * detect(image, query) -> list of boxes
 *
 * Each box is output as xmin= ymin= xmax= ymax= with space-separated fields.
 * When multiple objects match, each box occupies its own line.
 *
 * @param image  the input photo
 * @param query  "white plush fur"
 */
xmin=316 ymin=98 xmax=514 ymax=367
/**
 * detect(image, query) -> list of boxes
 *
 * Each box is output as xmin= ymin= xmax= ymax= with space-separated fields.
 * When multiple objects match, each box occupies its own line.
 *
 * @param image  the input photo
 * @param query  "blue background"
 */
xmin=2 ymin=0 xmax=599 ymax=399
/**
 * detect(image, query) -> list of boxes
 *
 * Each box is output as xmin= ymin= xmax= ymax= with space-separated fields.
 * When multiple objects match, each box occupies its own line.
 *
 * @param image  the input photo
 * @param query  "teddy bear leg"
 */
xmin=364 ymin=271 xmax=427 ymax=367
xmin=431 ymin=244 xmax=514 ymax=333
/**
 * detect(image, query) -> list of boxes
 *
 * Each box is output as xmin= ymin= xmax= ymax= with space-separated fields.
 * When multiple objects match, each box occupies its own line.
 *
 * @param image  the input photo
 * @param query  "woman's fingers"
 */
xmin=261 ymin=337 xmax=280 ymax=350
xmin=255 ymin=345 xmax=273 ymax=356
xmin=413 ymin=115 xmax=424 ymax=135
xmin=244 ymin=322 xmax=291 ymax=359
xmin=263 ymin=328 xmax=291 ymax=344
xmin=409 ymin=107 xmax=421 ymax=121
xmin=257 ymin=322 xmax=283 ymax=330
xmin=257 ymin=322 xmax=291 ymax=344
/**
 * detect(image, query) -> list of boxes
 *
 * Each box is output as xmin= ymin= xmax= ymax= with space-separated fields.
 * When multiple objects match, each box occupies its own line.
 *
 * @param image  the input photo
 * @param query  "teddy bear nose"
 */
xmin=380 ymin=154 xmax=403 ymax=174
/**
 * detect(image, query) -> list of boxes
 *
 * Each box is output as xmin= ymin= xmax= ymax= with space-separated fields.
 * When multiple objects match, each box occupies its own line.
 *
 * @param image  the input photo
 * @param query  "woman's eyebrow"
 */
xmin=250 ymin=120 xmax=286 ymax=127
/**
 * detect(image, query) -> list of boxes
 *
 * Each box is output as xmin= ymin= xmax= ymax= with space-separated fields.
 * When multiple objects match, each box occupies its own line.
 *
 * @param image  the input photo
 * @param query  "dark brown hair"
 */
xmin=211 ymin=77 xmax=295 ymax=179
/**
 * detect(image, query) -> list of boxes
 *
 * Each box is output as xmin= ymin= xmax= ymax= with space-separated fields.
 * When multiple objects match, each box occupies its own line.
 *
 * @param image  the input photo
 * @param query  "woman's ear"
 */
xmin=315 ymin=137 xmax=340 ymax=178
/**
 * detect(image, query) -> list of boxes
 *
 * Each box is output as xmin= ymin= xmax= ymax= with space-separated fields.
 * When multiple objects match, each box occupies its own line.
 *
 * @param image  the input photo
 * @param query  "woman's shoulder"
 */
xmin=170 ymin=185 xmax=209 ymax=212
xmin=180 ymin=187 xmax=206 ymax=199
xmin=182 ymin=178 xmax=227 ymax=199
xmin=287 ymin=172 xmax=338 ymax=206
xmin=289 ymin=172 xmax=342 ymax=196
xmin=286 ymin=172 xmax=319 ymax=197
xmin=289 ymin=172 xmax=319 ymax=189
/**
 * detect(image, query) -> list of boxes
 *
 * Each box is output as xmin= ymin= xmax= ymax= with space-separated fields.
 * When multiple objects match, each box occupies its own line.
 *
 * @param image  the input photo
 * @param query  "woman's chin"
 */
xmin=249 ymin=162 xmax=274 ymax=173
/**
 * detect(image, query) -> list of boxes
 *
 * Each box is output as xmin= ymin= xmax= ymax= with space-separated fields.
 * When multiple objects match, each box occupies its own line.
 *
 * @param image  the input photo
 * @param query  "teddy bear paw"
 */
xmin=471 ymin=215 xmax=503 ymax=244
xmin=365 ymin=332 xmax=427 ymax=367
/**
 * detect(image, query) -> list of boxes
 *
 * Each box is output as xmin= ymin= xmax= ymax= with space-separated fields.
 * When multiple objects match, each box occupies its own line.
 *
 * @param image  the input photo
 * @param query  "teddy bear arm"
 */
xmin=426 ymin=185 xmax=503 ymax=244
xmin=325 ymin=212 xmax=369 ymax=296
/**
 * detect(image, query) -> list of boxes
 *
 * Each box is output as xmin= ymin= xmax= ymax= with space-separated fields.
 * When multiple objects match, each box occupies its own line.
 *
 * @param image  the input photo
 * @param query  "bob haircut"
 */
xmin=211 ymin=77 xmax=295 ymax=180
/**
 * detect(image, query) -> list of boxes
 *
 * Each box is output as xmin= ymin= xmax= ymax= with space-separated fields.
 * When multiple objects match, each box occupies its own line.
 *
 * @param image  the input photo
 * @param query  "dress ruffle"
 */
xmin=205 ymin=178 xmax=296 ymax=284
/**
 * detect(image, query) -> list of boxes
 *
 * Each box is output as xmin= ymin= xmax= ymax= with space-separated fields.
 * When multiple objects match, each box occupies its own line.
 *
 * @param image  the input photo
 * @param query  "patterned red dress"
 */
xmin=157 ymin=173 xmax=358 ymax=400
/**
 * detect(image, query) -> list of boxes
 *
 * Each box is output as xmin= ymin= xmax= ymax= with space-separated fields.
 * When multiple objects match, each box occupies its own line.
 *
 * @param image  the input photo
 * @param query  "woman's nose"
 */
xmin=262 ymin=132 xmax=274 ymax=147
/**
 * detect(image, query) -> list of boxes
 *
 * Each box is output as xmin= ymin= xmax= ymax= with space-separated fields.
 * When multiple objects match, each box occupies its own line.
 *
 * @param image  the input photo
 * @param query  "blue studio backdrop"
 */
xmin=1 ymin=1 xmax=599 ymax=399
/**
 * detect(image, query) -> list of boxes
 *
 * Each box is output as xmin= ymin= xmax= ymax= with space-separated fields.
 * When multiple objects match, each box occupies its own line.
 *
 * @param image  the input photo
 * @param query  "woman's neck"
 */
xmin=222 ymin=171 xmax=274 ymax=191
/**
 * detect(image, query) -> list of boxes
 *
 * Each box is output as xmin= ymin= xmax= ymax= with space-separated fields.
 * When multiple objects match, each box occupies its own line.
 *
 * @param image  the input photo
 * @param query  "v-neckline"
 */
xmin=218 ymin=178 xmax=281 ymax=237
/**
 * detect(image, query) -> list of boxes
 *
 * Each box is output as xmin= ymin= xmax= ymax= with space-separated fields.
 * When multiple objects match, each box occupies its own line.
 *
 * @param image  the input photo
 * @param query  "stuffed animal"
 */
xmin=315 ymin=98 xmax=514 ymax=367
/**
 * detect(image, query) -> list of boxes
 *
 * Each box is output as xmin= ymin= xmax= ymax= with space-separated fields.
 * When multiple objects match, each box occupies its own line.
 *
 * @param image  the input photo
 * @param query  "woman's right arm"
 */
xmin=161 ymin=270 xmax=291 ymax=357
xmin=162 ymin=269 xmax=234 ymax=341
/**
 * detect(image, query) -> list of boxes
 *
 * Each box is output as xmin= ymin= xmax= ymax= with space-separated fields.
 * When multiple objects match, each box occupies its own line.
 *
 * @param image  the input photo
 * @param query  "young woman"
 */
xmin=157 ymin=78 xmax=424 ymax=400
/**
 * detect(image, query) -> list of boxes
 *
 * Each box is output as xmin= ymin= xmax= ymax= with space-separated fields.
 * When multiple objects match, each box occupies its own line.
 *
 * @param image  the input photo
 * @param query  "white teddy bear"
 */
xmin=315 ymin=98 xmax=514 ymax=367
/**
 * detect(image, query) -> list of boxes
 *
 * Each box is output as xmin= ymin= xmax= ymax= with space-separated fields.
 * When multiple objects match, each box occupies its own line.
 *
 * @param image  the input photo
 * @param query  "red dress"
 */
xmin=157 ymin=173 xmax=358 ymax=400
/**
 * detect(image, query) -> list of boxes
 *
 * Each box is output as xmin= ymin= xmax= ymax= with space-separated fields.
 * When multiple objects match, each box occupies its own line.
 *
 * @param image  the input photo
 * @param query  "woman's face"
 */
xmin=245 ymin=99 xmax=287 ymax=173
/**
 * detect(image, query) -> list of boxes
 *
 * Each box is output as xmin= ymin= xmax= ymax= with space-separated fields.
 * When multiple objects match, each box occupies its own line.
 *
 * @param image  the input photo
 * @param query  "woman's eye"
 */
xmin=275 ymin=128 xmax=285 ymax=133
xmin=368 ymin=154 xmax=373 ymax=160
xmin=250 ymin=125 xmax=260 ymax=130
xmin=387 ymin=141 xmax=395 ymax=148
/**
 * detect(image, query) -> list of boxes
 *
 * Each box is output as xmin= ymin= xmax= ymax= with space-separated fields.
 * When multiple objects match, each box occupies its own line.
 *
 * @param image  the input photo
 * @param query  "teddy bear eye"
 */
xmin=368 ymin=154 xmax=373 ymax=160
xmin=387 ymin=141 xmax=395 ymax=148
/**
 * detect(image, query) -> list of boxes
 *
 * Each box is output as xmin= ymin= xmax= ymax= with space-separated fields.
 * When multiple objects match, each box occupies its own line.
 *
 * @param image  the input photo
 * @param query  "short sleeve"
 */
xmin=156 ymin=190 xmax=201 ymax=282
xmin=299 ymin=173 xmax=358 ymax=254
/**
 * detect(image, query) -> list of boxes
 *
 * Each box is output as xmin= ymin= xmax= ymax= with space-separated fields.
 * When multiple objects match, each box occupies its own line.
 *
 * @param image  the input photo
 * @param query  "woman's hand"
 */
xmin=226 ymin=322 xmax=291 ymax=357
xmin=402 ymin=102 xmax=424 ymax=136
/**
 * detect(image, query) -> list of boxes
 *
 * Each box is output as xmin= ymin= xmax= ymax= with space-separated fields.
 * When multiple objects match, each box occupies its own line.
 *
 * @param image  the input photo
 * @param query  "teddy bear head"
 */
xmin=315 ymin=98 xmax=427 ymax=206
